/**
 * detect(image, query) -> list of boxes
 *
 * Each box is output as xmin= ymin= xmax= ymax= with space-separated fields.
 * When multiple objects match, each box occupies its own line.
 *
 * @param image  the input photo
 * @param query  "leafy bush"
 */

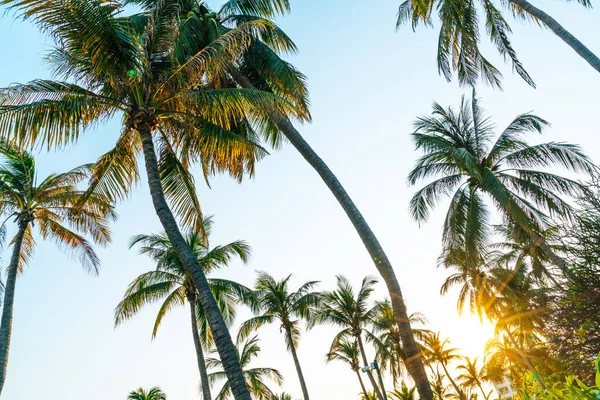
xmin=524 ymin=354 xmax=600 ymax=399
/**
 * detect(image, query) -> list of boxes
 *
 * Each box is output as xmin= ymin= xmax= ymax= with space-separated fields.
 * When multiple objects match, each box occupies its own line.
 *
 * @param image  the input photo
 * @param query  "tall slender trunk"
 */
xmin=188 ymin=293 xmax=212 ymax=400
xmin=477 ymin=382 xmax=488 ymax=399
xmin=0 ymin=219 xmax=28 ymax=395
xmin=355 ymin=370 xmax=369 ymax=399
xmin=229 ymin=67 xmax=433 ymax=400
xmin=138 ymin=125 xmax=251 ymax=400
xmin=506 ymin=331 xmax=546 ymax=390
xmin=284 ymin=326 xmax=310 ymax=400
xmin=509 ymin=0 xmax=600 ymax=74
xmin=357 ymin=335 xmax=384 ymax=400
xmin=440 ymin=362 xmax=465 ymax=400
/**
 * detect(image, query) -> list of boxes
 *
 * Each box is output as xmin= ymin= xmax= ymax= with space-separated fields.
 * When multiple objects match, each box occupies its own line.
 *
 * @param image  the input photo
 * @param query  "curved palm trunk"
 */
xmin=229 ymin=68 xmax=433 ymax=400
xmin=284 ymin=326 xmax=310 ymax=400
xmin=139 ymin=126 xmax=251 ymax=400
xmin=188 ymin=294 xmax=212 ymax=400
xmin=476 ymin=382 xmax=488 ymax=399
xmin=506 ymin=331 xmax=546 ymax=390
xmin=509 ymin=0 xmax=600 ymax=74
xmin=440 ymin=362 xmax=465 ymax=400
xmin=0 ymin=219 xmax=28 ymax=395
xmin=355 ymin=370 xmax=370 ymax=398
xmin=357 ymin=335 xmax=384 ymax=400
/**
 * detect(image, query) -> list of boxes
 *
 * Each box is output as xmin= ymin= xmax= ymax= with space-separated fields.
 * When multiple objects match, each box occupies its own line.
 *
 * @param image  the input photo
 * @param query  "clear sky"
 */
xmin=0 ymin=1 xmax=599 ymax=399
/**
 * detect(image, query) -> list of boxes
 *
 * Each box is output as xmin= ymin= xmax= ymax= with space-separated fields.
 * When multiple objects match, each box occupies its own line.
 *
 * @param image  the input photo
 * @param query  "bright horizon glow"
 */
xmin=1 ymin=1 xmax=599 ymax=399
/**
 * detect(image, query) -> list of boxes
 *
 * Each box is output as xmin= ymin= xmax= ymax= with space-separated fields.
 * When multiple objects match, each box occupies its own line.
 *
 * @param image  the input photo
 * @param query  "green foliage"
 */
xmin=115 ymin=223 xmax=253 ymax=345
xmin=523 ymin=353 xmax=600 ymax=399
xmin=127 ymin=387 xmax=167 ymax=400
xmin=237 ymin=271 xmax=320 ymax=351
xmin=0 ymin=144 xmax=115 ymax=272
xmin=206 ymin=334 xmax=283 ymax=400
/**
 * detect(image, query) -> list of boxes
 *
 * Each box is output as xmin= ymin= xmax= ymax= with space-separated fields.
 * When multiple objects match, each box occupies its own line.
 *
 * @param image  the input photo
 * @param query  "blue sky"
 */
xmin=0 ymin=0 xmax=599 ymax=399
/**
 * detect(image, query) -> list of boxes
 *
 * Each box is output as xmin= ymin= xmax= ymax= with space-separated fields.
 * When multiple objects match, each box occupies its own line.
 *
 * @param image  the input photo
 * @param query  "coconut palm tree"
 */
xmin=115 ymin=223 xmax=253 ymax=400
xmin=396 ymin=0 xmax=600 ymax=87
xmin=119 ymin=2 xmax=433 ymax=395
xmin=388 ymin=383 xmax=417 ymax=400
xmin=0 ymin=1 xmax=300 ymax=397
xmin=207 ymin=334 xmax=283 ymax=400
xmin=492 ymin=223 xmax=563 ymax=286
xmin=490 ymin=266 xmax=548 ymax=389
xmin=456 ymin=357 xmax=489 ymax=399
xmin=408 ymin=92 xmax=595 ymax=280
xmin=237 ymin=272 xmax=319 ymax=400
xmin=370 ymin=300 xmax=430 ymax=390
xmin=316 ymin=275 xmax=385 ymax=400
xmin=361 ymin=392 xmax=380 ymax=400
xmin=439 ymin=244 xmax=505 ymax=321
xmin=429 ymin=368 xmax=451 ymax=400
xmin=270 ymin=393 xmax=295 ymax=400
xmin=0 ymin=145 xmax=114 ymax=394
xmin=128 ymin=387 xmax=167 ymax=400
xmin=421 ymin=332 xmax=465 ymax=400
xmin=326 ymin=338 xmax=370 ymax=399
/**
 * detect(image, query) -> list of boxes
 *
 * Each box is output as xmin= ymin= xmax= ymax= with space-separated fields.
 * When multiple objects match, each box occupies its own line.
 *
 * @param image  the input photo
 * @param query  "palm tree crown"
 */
xmin=396 ymin=0 xmax=600 ymax=87
xmin=128 ymin=387 xmax=167 ymax=400
xmin=408 ymin=93 xmax=595 ymax=278
xmin=115 ymin=225 xmax=252 ymax=340
xmin=0 ymin=146 xmax=114 ymax=271
xmin=207 ymin=334 xmax=283 ymax=400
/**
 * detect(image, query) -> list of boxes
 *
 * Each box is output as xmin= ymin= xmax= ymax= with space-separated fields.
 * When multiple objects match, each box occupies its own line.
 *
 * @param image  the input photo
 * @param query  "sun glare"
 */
xmin=447 ymin=314 xmax=496 ymax=360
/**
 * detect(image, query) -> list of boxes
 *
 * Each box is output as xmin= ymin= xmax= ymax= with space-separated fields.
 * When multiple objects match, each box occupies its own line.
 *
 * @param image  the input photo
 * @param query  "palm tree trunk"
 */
xmin=356 ymin=370 xmax=370 ymax=399
xmin=509 ymin=0 xmax=600 ymax=74
xmin=229 ymin=67 xmax=433 ymax=400
xmin=284 ymin=327 xmax=310 ymax=400
xmin=440 ymin=362 xmax=465 ymax=400
xmin=0 ymin=219 xmax=28 ymax=395
xmin=188 ymin=294 xmax=212 ymax=400
xmin=357 ymin=335 xmax=384 ymax=400
xmin=477 ymin=382 xmax=488 ymax=399
xmin=506 ymin=331 xmax=546 ymax=390
xmin=138 ymin=125 xmax=251 ymax=400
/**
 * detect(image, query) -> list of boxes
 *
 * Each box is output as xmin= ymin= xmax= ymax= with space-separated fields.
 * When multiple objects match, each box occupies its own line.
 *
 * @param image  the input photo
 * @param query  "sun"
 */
xmin=446 ymin=313 xmax=496 ymax=360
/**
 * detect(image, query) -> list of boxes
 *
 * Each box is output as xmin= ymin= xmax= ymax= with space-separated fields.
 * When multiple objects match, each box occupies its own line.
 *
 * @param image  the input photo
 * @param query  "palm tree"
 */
xmin=0 ymin=1 xmax=298 ymax=397
xmin=120 ymin=2 xmax=433 ymax=396
xmin=0 ymin=146 xmax=114 ymax=394
xmin=270 ymin=393 xmax=295 ymax=400
xmin=490 ymin=267 xmax=548 ymax=389
xmin=396 ymin=0 xmax=600 ymax=87
xmin=207 ymin=335 xmax=283 ymax=400
xmin=370 ymin=300 xmax=430 ymax=390
xmin=456 ymin=357 xmax=489 ymax=399
xmin=388 ymin=383 xmax=416 ymax=400
xmin=439 ymin=244 xmax=506 ymax=321
xmin=115 ymin=223 xmax=253 ymax=400
xmin=128 ymin=387 xmax=167 ymax=400
xmin=492 ymin=223 xmax=563 ymax=286
xmin=421 ymin=332 xmax=465 ymax=400
xmin=429 ymin=367 xmax=451 ymax=400
xmin=326 ymin=338 xmax=370 ymax=399
xmin=238 ymin=272 xmax=319 ymax=400
xmin=316 ymin=275 xmax=385 ymax=400
xmin=408 ymin=92 xmax=595 ymax=279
